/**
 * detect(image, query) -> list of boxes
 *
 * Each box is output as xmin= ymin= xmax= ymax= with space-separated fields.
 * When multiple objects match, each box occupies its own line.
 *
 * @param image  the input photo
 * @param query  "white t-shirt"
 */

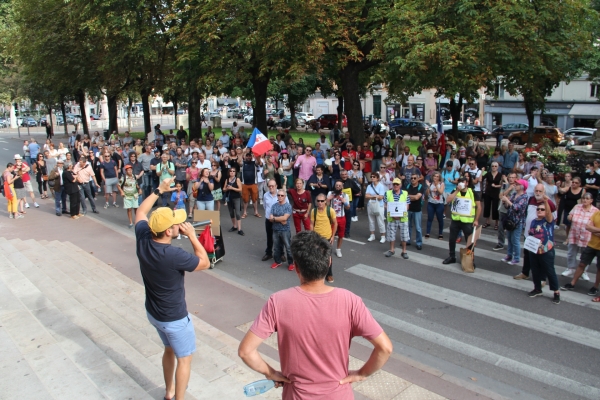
xmin=526 ymin=177 xmax=538 ymax=198
xmin=319 ymin=141 xmax=330 ymax=153
xmin=196 ymin=159 xmax=211 ymax=170
xmin=464 ymin=165 xmax=482 ymax=192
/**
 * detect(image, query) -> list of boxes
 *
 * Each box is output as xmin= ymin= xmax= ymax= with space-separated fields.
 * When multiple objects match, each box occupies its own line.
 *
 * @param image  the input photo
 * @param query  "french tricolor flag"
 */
xmin=246 ymin=128 xmax=273 ymax=156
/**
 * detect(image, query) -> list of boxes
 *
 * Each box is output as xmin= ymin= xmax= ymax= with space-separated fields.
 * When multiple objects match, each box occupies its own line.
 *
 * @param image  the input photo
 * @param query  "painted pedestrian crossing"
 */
xmin=347 ymin=264 xmax=600 ymax=351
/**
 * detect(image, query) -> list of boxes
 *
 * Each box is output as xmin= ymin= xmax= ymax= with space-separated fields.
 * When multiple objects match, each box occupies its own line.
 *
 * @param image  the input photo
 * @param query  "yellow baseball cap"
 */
xmin=148 ymin=207 xmax=187 ymax=234
xmin=392 ymin=178 xmax=402 ymax=185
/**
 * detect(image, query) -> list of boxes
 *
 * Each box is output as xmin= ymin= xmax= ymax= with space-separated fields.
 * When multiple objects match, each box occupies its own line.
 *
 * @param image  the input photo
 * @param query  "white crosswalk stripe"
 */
xmin=347 ymin=264 xmax=600 ymax=351
xmin=397 ymin=252 xmax=600 ymax=309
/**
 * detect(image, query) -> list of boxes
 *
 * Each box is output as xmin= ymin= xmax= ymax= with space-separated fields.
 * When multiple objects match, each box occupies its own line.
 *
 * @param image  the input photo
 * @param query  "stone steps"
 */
xmin=0 ymin=237 xmax=280 ymax=400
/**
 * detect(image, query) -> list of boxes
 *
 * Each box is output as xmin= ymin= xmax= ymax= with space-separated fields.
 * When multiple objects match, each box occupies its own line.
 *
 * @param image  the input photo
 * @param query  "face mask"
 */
xmin=586 ymin=169 xmax=591 ymax=173
xmin=458 ymin=182 xmax=465 ymax=190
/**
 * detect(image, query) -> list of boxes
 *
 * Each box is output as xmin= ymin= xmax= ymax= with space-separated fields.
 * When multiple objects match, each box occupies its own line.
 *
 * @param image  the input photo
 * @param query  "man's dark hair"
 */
xmin=291 ymin=231 xmax=331 ymax=281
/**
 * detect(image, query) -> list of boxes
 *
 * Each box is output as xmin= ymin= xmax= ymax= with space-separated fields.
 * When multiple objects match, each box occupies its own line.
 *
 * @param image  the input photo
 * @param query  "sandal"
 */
xmin=241 ymin=213 xmax=247 ymax=219
xmin=482 ymin=223 xmax=490 ymax=228
xmin=592 ymin=296 xmax=600 ymax=303
xmin=254 ymin=213 xmax=261 ymax=218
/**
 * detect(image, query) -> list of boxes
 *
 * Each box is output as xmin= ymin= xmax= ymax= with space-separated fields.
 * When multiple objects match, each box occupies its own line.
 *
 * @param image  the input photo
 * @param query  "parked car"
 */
xmin=277 ymin=116 xmax=306 ymax=128
xmin=492 ymin=123 xmax=529 ymax=137
xmin=89 ymin=114 xmax=101 ymax=120
xmin=445 ymin=124 xmax=491 ymax=140
xmin=296 ymin=112 xmax=315 ymax=122
xmin=316 ymin=114 xmax=347 ymax=130
xmin=508 ymin=126 xmax=564 ymax=145
xmin=21 ymin=117 xmax=38 ymax=127
xmin=441 ymin=120 xmax=465 ymax=131
xmin=559 ymin=127 xmax=597 ymax=146
xmin=0 ymin=117 xmax=9 ymax=128
xmin=232 ymin=110 xmax=245 ymax=119
xmin=56 ymin=116 xmax=64 ymax=125
xmin=244 ymin=114 xmax=254 ymax=123
xmin=395 ymin=120 xmax=435 ymax=139
xmin=388 ymin=118 xmax=411 ymax=131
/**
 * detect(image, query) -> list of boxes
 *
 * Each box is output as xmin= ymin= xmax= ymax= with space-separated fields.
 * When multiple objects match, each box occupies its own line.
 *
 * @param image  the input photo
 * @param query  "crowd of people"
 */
xmin=4 ymin=124 xmax=600 ymax=304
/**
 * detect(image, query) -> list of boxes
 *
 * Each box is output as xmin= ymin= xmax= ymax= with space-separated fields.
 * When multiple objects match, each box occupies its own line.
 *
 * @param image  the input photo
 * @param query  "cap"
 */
xmin=154 ymin=149 xmax=161 ymax=153
xmin=14 ymin=154 xmax=22 ymax=160
xmin=56 ymin=159 xmax=64 ymax=164
xmin=281 ymin=149 xmax=288 ymax=154
xmin=148 ymin=207 xmax=187 ymax=235
xmin=529 ymin=151 xmax=539 ymax=157
xmin=427 ymin=149 xmax=433 ymax=154
xmin=162 ymin=144 xmax=169 ymax=150
xmin=124 ymin=164 xmax=132 ymax=170
xmin=392 ymin=177 xmax=402 ymax=185
xmin=517 ymin=179 xmax=528 ymax=191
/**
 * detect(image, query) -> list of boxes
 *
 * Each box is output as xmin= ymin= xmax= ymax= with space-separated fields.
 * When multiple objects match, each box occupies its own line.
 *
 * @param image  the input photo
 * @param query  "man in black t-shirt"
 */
xmin=406 ymin=176 xmax=425 ymax=249
xmin=176 ymin=125 xmax=187 ymax=145
xmin=584 ymin=161 xmax=600 ymax=203
xmin=135 ymin=177 xmax=209 ymax=400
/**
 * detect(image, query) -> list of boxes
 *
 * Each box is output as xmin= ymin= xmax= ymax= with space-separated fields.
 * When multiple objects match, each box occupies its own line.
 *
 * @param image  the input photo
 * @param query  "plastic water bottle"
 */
xmin=243 ymin=380 xmax=275 ymax=397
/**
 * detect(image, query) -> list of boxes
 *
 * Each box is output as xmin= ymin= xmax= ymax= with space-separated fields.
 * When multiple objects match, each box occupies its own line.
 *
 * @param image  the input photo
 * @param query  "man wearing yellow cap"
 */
xmin=135 ymin=177 xmax=210 ymax=400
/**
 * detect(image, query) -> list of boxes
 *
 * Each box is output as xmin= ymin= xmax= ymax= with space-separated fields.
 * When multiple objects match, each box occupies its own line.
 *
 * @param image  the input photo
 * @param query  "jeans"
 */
xmin=426 ymin=203 xmax=444 ymax=236
xmin=448 ymin=220 xmax=473 ymax=258
xmin=530 ymin=249 xmax=558 ymax=291
xmin=78 ymin=182 xmax=96 ymax=213
xmin=141 ymin=172 xmax=152 ymax=200
xmin=350 ymin=197 xmax=358 ymax=218
xmin=196 ymin=200 xmax=214 ymax=210
xmin=345 ymin=211 xmax=352 ymax=236
xmin=273 ymin=230 xmax=293 ymax=264
xmin=161 ymin=191 xmax=170 ymax=207
xmin=497 ymin=212 xmax=506 ymax=246
xmin=506 ymin=223 xmax=523 ymax=262
xmin=372 ymin=159 xmax=382 ymax=172
xmin=566 ymin=243 xmax=591 ymax=272
xmin=408 ymin=211 xmax=423 ymax=246
xmin=265 ymin=219 xmax=273 ymax=256
xmin=54 ymin=186 xmax=67 ymax=213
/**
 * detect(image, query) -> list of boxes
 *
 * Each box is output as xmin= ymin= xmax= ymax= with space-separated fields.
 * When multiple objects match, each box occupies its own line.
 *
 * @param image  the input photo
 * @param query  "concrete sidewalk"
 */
xmin=0 ymin=200 xmax=491 ymax=399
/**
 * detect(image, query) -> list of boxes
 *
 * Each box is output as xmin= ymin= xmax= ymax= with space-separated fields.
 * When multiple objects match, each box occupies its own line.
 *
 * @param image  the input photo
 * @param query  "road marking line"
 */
xmin=368 ymin=308 xmax=600 ymax=400
xmin=347 ymin=264 xmax=600 ymax=351
xmin=394 ymin=252 xmax=600 ymax=309
xmin=344 ymin=238 xmax=365 ymax=245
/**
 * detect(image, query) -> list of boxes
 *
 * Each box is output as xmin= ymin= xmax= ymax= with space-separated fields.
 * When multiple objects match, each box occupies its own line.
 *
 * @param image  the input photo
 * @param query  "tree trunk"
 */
xmin=107 ymin=94 xmax=118 ymax=134
xmin=77 ymin=89 xmax=89 ymax=137
xmin=341 ymin=63 xmax=364 ymax=145
xmin=289 ymin=102 xmax=297 ymax=130
xmin=252 ymin=76 xmax=270 ymax=135
xmin=60 ymin=100 xmax=68 ymax=136
xmin=47 ymin=106 xmax=54 ymax=137
xmin=336 ymin=95 xmax=344 ymax=131
xmin=173 ymin=98 xmax=179 ymax=130
xmin=188 ymin=88 xmax=202 ymax=141
xmin=141 ymin=89 xmax=152 ymax=136
xmin=128 ymin=97 xmax=132 ymax=132
xmin=524 ymin=97 xmax=535 ymax=147
xmin=449 ymin=95 xmax=463 ymax=142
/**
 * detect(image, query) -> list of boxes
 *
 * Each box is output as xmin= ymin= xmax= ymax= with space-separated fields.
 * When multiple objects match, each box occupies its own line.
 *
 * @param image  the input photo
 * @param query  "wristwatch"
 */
xmin=153 ymin=188 xmax=161 ymax=196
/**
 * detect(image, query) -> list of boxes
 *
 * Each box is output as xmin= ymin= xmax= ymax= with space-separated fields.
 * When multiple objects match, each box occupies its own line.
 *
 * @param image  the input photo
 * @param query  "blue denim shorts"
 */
xmin=147 ymin=312 xmax=196 ymax=358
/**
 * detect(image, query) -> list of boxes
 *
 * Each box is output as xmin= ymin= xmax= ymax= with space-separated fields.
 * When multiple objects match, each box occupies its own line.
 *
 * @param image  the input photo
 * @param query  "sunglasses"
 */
xmin=316 ymin=199 xmax=325 ymax=203
xmin=393 ymin=183 xmax=400 ymax=186
xmin=353 ymin=163 xmax=359 ymax=166
xmin=411 ymin=177 xmax=418 ymax=180
xmin=537 ymin=208 xmax=546 ymax=211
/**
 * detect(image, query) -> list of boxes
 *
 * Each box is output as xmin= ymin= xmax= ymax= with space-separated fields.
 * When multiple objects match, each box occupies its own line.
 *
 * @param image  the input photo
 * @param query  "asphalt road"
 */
xmin=1 ymin=132 xmax=599 ymax=400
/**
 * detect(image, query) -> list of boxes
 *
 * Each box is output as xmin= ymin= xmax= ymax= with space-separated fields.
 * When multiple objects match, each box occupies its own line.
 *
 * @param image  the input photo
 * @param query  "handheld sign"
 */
xmin=524 ymin=236 xmax=542 ymax=253
xmin=388 ymin=201 xmax=407 ymax=217
xmin=451 ymin=198 xmax=472 ymax=216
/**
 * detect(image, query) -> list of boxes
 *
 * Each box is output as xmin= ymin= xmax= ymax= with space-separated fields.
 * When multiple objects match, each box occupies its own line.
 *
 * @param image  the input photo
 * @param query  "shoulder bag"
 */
xmin=367 ymin=184 xmax=381 ymax=216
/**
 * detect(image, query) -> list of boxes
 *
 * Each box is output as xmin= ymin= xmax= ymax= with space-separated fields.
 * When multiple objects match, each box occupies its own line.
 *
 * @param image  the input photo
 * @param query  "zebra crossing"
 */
xmin=342 ymin=228 xmax=600 ymax=400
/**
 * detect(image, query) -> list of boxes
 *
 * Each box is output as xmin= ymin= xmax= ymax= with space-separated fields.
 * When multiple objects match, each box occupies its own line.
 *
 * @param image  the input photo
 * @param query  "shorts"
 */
xmin=579 ymin=246 xmax=600 ymax=269
xmin=473 ymin=191 xmax=482 ymax=201
xmin=104 ymin=177 xmax=119 ymax=194
xmin=336 ymin=216 xmax=346 ymax=238
xmin=242 ymin=184 xmax=258 ymax=203
xmin=387 ymin=220 xmax=409 ymax=243
xmin=123 ymin=196 xmax=139 ymax=209
xmin=23 ymin=181 xmax=33 ymax=193
xmin=147 ymin=312 xmax=196 ymax=358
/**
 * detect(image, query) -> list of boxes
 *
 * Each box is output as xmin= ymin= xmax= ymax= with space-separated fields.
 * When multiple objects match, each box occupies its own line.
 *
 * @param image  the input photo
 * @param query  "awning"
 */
xmin=568 ymin=103 xmax=600 ymax=118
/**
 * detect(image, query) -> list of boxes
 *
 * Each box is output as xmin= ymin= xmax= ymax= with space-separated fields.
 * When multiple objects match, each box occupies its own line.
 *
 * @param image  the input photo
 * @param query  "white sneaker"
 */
xmin=561 ymin=269 xmax=574 ymax=277
xmin=582 ymin=272 xmax=591 ymax=281
xmin=336 ymin=249 xmax=342 ymax=258
xmin=25 ymin=203 xmax=30 ymax=209
xmin=177 ymin=234 xmax=181 ymax=240
xmin=34 ymin=202 xmax=39 ymax=208
xmin=380 ymin=236 xmax=386 ymax=243
xmin=352 ymin=216 xmax=358 ymax=222
xmin=368 ymin=234 xmax=375 ymax=242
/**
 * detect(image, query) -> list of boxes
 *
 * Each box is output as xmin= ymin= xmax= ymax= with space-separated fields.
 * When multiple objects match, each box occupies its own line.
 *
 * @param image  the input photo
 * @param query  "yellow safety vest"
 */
xmin=451 ymin=188 xmax=475 ymax=223
xmin=385 ymin=189 xmax=409 ymax=223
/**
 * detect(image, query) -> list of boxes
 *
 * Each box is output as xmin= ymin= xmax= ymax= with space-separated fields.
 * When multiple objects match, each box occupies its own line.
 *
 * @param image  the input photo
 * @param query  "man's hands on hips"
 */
xmin=340 ymin=370 xmax=366 ymax=385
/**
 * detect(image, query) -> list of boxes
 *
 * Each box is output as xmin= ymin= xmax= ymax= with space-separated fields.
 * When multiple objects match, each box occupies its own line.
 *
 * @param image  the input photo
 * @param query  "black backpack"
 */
xmin=0 ymin=173 xmax=4 ymax=197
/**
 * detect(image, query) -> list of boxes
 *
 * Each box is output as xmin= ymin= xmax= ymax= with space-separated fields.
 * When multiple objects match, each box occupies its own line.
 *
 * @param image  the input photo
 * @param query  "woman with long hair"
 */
xmin=3 ymin=163 xmax=22 ymax=218
xmin=562 ymin=176 xmax=585 ymax=242
xmin=223 ymin=167 xmax=244 ymax=235
xmin=279 ymin=150 xmax=294 ymax=189
xmin=556 ymin=172 xmax=573 ymax=228
xmin=210 ymin=161 xmax=222 ymax=211
xmin=193 ymin=168 xmax=215 ymax=210
xmin=483 ymin=162 xmax=503 ymax=230
xmin=32 ymin=153 xmax=49 ymax=199
xmin=426 ymin=172 xmax=445 ymax=239
xmin=563 ymin=192 xmax=597 ymax=280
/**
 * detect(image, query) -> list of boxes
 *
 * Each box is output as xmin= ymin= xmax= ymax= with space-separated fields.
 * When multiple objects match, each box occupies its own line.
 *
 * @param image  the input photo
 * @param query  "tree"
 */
xmin=491 ymin=0 xmax=597 ymax=145
xmin=182 ymin=0 xmax=323 ymax=135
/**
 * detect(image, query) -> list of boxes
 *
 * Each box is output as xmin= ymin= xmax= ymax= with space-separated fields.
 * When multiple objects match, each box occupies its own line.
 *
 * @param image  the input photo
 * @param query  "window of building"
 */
xmin=373 ymin=95 xmax=381 ymax=118
xmin=591 ymin=84 xmax=599 ymax=98
xmin=492 ymin=113 xmax=502 ymax=126
xmin=493 ymin=84 xmax=504 ymax=99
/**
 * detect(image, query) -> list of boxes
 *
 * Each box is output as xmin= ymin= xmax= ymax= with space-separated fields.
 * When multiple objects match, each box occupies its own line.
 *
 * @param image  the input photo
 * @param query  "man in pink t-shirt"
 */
xmin=294 ymin=145 xmax=317 ymax=183
xmin=239 ymin=231 xmax=392 ymax=399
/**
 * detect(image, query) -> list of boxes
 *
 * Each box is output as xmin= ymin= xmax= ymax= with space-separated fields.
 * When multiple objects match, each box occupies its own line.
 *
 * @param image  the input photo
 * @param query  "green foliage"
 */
xmin=535 ymin=138 xmax=570 ymax=174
